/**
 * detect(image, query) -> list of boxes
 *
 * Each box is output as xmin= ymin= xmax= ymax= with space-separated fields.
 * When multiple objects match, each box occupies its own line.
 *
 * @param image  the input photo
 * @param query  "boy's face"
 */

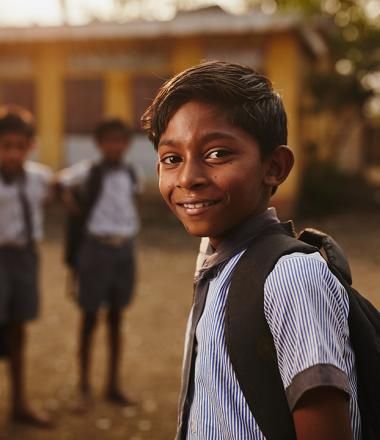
xmin=0 ymin=131 xmax=33 ymax=174
xmin=97 ymin=130 xmax=130 ymax=163
xmin=157 ymin=101 xmax=275 ymax=248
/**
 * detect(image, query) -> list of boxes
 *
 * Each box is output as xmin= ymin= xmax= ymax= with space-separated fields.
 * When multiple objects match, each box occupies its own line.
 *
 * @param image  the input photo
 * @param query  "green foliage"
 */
xmin=275 ymin=0 xmax=321 ymax=14
xmin=309 ymin=72 xmax=373 ymax=110
xmin=112 ymin=0 xmax=380 ymax=112
xmin=246 ymin=0 xmax=380 ymax=111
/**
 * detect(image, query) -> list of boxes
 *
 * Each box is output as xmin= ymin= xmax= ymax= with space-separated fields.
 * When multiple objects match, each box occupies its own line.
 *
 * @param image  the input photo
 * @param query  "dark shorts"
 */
xmin=0 ymin=245 xmax=39 ymax=324
xmin=78 ymin=237 xmax=136 ymax=313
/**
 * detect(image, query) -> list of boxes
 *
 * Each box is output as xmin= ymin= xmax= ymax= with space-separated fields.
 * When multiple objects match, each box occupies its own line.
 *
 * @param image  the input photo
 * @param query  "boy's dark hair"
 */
xmin=0 ymin=105 xmax=35 ymax=139
xmin=94 ymin=117 xmax=132 ymax=142
xmin=141 ymin=61 xmax=288 ymax=157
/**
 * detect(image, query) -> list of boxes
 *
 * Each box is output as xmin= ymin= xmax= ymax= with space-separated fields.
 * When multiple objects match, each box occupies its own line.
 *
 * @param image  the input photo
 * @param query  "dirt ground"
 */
xmin=0 ymin=200 xmax=379 ymax=440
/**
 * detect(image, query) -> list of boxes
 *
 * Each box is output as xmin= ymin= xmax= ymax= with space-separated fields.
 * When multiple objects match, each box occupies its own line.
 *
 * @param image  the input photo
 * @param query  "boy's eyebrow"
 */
xmin=158 ymin=131 xmax=237 ymax=149
xmin=158 ymin=138 xmax=177 ymax=149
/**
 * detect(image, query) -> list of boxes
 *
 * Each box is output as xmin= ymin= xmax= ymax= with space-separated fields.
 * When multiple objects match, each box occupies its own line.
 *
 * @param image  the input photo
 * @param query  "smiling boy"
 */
xmin=0 ymin=105 xmax=53 ymax=428
xmin=142 ymin=62 xmax=360 ymax=439
xmin=58 ymin=118 xmax=140 ymax=410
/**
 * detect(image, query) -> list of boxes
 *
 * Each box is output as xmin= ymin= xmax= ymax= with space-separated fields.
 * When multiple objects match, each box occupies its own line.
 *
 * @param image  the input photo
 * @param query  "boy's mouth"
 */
xmin=177 ymin=199 xmax=220 ymax=215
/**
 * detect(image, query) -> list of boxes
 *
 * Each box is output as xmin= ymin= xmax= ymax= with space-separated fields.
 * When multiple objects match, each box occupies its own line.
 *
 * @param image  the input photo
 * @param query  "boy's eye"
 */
xmin=207 ymin=149 xmax=230 ymax=160
xmin=160 ymin=155 xmax=181 ymax=165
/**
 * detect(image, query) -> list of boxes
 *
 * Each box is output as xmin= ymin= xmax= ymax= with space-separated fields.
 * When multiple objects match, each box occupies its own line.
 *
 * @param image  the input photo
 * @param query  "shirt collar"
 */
xmin=197 ymin=208 xmax=280 ymax=280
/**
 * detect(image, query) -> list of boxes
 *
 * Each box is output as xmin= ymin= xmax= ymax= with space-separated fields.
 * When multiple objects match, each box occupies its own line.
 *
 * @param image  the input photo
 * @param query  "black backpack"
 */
xmin=0 ymin=324 xmax=9 ymax=358
xmin=226 ymin=222 xmax=380 ymax=440
xmin=63 ymin=161 xmax=137 ymax=270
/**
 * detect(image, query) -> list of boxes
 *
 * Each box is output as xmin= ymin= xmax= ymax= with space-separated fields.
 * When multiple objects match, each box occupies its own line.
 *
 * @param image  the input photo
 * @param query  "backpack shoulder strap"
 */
xmin=298 ymin=228 xmax=352 ymax=285
xmin=122 ymin=162 xmax=137 ymax=185
xmin=225 ymin=221 xmax=318 ymax=440
xmin=82 ymin=161 xmax=104 ymax=215
xmin=63 ymin=162 xmax=104 ymax=269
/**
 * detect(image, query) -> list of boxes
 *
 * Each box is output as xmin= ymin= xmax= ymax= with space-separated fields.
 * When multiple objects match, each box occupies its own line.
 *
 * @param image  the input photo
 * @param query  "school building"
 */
xmin=0 ymin=6 xmax=327 ymax=213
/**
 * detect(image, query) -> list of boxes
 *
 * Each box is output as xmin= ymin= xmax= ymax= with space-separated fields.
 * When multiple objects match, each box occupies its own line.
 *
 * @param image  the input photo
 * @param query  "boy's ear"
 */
xmin=264 ymin=145 xmax=294 ymax=187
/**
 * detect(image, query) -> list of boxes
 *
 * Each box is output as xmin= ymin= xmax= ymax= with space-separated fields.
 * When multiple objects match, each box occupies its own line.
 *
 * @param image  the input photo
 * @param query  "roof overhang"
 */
xmin=0 ymin=6 xmax=327 ymax=58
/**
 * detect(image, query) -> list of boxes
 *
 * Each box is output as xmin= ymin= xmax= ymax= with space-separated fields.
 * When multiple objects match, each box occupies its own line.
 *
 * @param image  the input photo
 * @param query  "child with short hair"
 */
xmin=142 ymin=61 xmax=360 ymax=439
xmin=59 ymin=117 xmax=141 ymax=409
xmin=0 ymin=105 xmax=53 ymax=427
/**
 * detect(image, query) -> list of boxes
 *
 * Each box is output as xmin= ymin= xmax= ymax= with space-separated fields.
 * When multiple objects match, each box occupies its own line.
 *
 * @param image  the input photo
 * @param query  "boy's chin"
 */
xmin=183 ymin=223 xmax=212 ymax=239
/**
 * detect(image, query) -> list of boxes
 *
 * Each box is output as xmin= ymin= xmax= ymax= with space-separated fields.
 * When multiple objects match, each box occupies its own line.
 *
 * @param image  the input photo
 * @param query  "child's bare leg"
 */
xmin=9 ymin=323 xmax=52 ymax=427
xmin=105 ymin=308 xmax=132 ymax=405
xmin=9 ymin=323 xmax=27 ymax=413
xmin=79 ymin=311 xmax=98 ymax=396
xmin=106 ymin=307 xmax=122 ymax=393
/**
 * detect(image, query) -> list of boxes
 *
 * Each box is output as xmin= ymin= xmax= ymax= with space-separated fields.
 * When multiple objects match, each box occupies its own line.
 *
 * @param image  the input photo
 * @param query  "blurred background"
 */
xmin=0 ymin=1 xmax=379 ymax=439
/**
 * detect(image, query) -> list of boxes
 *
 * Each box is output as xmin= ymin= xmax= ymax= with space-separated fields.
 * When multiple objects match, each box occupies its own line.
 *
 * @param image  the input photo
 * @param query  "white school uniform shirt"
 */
xmin=0 ymin=161 xmax=53 ymax=245
xmin=58 ymin=160 xmax=142 ymax=238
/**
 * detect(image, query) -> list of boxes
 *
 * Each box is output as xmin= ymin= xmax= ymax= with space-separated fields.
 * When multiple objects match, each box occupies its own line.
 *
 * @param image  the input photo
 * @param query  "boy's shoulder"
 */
xmin=273 ymin=249 xmax=326 ymax=270
xmin=58 ymin=159 xmax=141 ymax=191
xmin=265 ymin=250 xmax=347 ymax=307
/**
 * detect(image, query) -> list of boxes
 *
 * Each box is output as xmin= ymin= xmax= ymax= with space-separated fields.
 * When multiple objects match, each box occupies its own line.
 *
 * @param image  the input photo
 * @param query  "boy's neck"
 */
xmin=204 ymin=208 xmax=279 ymax=265
xmin=101 ymin=158 xmax=123 ymax=167
xmin=0 ymin=164 xmax=25 ymax=184
xmin=210 ymin=208 xmax=276 ymax=250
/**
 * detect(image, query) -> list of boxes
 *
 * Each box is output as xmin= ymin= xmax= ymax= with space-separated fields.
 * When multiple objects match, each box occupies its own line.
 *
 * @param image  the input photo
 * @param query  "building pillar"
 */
xmin=265 ymin=33 xmax=303 ymax=217
xmin=171 ymin=38 xmax=203 ymax=74
xmin=36 ymin=45 xmax=65 ymax=169
xmin=105 ymin=71 xmax=133 ymax=124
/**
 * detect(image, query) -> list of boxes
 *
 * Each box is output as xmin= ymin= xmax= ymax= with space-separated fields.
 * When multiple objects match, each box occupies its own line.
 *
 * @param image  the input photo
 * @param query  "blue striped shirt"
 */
xmin=185 ymin=250 xmax=361 ymax=439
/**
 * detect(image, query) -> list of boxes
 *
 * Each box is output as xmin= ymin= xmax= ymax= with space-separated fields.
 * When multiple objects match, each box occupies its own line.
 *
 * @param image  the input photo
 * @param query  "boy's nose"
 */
xmin=176 ymin=160 xmax=208 ymax=190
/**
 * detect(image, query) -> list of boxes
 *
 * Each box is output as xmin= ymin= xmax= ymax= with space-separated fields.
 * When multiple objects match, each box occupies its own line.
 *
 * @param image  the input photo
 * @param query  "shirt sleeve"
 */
xmin=25 ymin=161 xmax=54 ymax=200
xmin=57 ymin=160 xmax=91 ymax=188
xmin=264 ymin=251 xmax=351 ymax=410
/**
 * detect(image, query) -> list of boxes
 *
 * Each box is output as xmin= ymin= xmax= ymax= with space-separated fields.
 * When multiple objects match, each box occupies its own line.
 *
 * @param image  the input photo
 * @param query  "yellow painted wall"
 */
xmin=104 ymin=71 xmax=132 ymax=123
xmin=171 ymin=38 xmax=203 ymax=73
xmin=35 ymin=45 xmax=66 ymax=169
xmin=265 ymin=33 xmax=303 ymax=215
xmin=0 ymin=32 xmax=309 ymax=207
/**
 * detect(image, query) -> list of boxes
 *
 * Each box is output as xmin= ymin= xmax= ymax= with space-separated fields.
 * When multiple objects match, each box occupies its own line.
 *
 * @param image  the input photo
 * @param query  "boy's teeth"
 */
xmin=184 ymin=201 xmax=213 ymax=209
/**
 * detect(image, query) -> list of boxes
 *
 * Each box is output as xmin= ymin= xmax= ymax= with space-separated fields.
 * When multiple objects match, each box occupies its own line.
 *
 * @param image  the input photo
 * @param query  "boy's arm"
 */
xmin=293 ymin=387 xmax=353 ymax=440
xmin=56 ymin=161 xmax=91 ymax=213
xmin=264 ymin=252 xmax=358 ymax=439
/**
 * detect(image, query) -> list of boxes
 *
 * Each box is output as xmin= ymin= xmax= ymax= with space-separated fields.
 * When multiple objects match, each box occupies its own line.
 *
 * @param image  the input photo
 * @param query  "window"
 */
xmin=64 ymin=78 xmax=104 ymax=134
xmin=0 ymin=80 xmax=35 ymax=113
